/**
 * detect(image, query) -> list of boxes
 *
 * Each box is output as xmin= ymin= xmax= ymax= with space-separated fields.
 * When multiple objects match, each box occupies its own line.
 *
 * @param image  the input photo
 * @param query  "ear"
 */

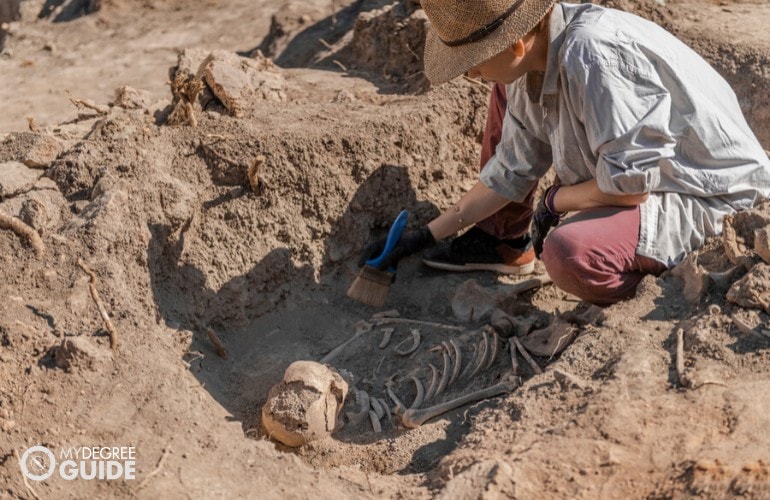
xmin=511 ymin=39 xmax=526 ymax=58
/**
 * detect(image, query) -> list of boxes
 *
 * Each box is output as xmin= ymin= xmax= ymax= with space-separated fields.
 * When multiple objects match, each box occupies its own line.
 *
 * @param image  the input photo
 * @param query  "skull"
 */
xmin=262 ymin=361 xmax=349 ymax=447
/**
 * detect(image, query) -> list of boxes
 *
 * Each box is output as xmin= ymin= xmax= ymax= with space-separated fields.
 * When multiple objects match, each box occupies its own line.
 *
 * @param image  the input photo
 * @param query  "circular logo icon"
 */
xmin=20 ymin=446 xmax=56 ymax=481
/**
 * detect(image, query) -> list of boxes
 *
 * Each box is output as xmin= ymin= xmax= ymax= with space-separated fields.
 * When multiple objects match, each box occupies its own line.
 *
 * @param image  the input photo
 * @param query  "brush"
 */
xmin=347 ymin=210 xmax=409 ymax=307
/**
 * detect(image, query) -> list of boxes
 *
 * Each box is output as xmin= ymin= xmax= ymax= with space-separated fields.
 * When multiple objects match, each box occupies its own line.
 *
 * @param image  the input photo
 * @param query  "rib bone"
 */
xmin=470 ymin=330 xmax=490 ymax=378
xmin=409 ymin=376 xmax=426 ymax=410
xmin=400 ymin=379 xmax=520 ymax=428
xmin=449 ymin=339 xmax=462 ymax=386
xmin=424 ymin=364 xmax=439 ymax=402
xmin=435 ymin=347 xmax=451 ymax=397
xmin=377 ymin=397 xmax=392 ymax=422
xmin=484 ymin=329 xmax=500 ymax=371
xmin=395 ymin=329 xmax=421 ymax=356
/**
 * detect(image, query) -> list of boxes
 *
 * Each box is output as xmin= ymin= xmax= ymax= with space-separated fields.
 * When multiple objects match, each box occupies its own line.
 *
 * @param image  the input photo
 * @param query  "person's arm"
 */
xmin=550 ymin=178 xmax=649 ymax=213
xmin=427 ymin=181 xmax=511 ymax=240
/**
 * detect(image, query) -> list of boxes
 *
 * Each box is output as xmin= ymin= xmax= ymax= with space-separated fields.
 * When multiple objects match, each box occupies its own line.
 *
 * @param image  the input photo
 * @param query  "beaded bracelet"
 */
xmin=545 ymin=185 xmax=567 ymax=218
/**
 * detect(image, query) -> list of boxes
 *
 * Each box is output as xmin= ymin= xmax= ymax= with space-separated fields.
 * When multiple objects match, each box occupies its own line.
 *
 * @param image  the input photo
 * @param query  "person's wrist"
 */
xmin=545 ymin=185 xmax=567 ymax=218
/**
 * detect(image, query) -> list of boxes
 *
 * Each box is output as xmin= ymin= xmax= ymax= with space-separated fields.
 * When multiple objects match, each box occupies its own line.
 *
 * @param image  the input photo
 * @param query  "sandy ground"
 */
xmin=1 ymin=0 xmax=770 ymax=498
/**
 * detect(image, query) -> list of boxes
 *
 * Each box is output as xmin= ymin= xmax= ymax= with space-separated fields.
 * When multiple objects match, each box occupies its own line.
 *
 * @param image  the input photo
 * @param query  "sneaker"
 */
xmin=422 ymin=227 xmax=535 ymax=275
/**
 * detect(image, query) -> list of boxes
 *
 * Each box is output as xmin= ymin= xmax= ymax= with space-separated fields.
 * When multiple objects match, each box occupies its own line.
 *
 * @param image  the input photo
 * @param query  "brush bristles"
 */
xmin=347 ymin=266 xmax=392 ymax=307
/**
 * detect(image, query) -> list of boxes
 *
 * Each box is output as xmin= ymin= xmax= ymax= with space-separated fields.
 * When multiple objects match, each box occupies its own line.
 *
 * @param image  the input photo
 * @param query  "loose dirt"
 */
xmin=1 ymin=0 xmax=770 ymax=498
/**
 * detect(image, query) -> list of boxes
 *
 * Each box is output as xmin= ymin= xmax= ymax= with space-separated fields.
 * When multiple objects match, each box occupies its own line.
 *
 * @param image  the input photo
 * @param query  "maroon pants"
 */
xmin=477 ymin=83 xmax=666 ymax=305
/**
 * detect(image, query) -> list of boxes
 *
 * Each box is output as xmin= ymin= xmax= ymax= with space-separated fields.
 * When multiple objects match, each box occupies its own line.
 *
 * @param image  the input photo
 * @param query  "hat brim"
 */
xmin=423 ymin=0 xmax=555 ymax=85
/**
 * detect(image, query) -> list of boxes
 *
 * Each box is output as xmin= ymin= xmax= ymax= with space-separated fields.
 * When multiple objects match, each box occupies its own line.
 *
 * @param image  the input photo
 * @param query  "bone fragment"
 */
xmin=410 ymin=376 xmax=426 ymax=410
xmin=435 ymin=347 xmax=451 ymax=397
xmin=371 ymin=318 xmax=464 ymax=331
xmin=484 ymin=329 xmax=500 ymax=371
xmin=512 ymin=337 xmax=542 ymax=374
xmin=345 ymin=389 xmax=371 ymax=423
xmin=206 ymin=327 xmax=228 ymax=359
xmin=78 ymin=260 xmax=118 ymax=350
xmin=377 ymin=397 xmax=392 ymax=422
xmin=731 ymin=313 xmax=763 ymax=338
xmin=369 ymin=410 xmax=382 ymax=433
xmin=400 ymin=379 xmax=520 ymax=428
xmin=471 ymin=330 xmax=490 ymax=378
xmin=504 ymin=274 xmax=553 ymax=296
xmin=449 ymin=339 xmax=462 ymax=386
xmin=509 ymin=342 xmax=519 ymax=375
xmin=371 ymin=310 xmax=400 ymax=319
xmin=394 ymin=329 xmax=421 ymax=356
xmin=320 ymin=321 xmax=372 ymax=363
xmin=424 ymin=364 xmax=439 ymax=402
xmin=385 ymin=379 xmax=405 ymax=415
xmin=370 ymin=397 xmax=385 ymax=420
xmin=378 ymin=328 xmax=394 ymax=349
xmin=676 ymin=328 xmax=692 ymax=388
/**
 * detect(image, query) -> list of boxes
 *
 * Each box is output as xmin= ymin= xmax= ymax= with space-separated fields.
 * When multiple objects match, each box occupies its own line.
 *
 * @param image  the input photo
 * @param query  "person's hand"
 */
xmin=359 ymin=227 xmax=436 ymax=271
xmin=532 ymin=185 xmax=565 ymax=258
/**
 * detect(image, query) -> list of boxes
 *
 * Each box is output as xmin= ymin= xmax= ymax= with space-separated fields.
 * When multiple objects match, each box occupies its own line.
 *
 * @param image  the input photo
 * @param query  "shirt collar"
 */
xmin=527 ymin=2 xmax=590 ymax=107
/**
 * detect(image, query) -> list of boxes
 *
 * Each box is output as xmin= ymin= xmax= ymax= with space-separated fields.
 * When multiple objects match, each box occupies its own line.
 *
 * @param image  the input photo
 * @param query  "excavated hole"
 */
xmin=144 ymin=0 xmax=770 ymax=481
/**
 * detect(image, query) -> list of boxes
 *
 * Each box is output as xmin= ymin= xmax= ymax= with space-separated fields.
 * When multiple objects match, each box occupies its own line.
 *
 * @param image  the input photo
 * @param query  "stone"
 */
xmin=451 ymin=279 xmax=505 ymax=323
xmin=727 ymin=263 xmax=770 ymax=313
xmin=113 ymin=86 xmax=151 ymax=109
xmin=755 ymin=226 xmax=770 ymax=264
xmin=0 ymin=161 xmax=39 ymax=198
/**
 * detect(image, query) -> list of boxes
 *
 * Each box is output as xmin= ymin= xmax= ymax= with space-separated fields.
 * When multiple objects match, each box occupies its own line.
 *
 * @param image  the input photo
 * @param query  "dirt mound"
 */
xmin=1 ymin=0 xmax=770 ymax=498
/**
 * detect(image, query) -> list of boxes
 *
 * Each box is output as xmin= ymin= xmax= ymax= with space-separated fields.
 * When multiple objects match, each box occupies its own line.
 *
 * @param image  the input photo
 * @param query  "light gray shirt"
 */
xmin=480 ymin=2 xmax=770 ymax=266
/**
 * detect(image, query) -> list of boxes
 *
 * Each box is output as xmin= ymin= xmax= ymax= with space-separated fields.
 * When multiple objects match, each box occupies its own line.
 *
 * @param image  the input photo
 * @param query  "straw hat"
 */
xmin=422 ymin=0 xmax=555 ymax=85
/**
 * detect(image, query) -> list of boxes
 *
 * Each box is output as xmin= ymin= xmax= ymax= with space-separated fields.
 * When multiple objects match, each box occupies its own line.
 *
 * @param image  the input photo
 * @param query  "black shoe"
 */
xmin=422 ymin=227 xmax=535 ymax=274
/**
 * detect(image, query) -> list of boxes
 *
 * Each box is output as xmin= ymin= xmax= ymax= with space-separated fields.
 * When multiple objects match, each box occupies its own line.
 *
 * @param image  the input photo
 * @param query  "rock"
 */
xmin=553 ymin=368 xmax=590 ymax=391
xmin=451 ymin=279 xmax=505 ymax=323
xmin=113 ymin=86 xmax=151 ymax=109
xmin=20 ymin=134 xmax=63 ymax=169
xmin=438 ymin=460 xmax=516 ymax=499
xmin=52 ymin=336 xmax=113 ymax=371
xmin=727 ymin=263 xmax=770 ymax=313
xmin=0 ymin=161 xmax=39 ymax=198
xmin=262 ymin=361 xmax=348 ymax=447
xmin=755 ymin=226 xmax=770 ymax=264
xmin=520 ymin=316 xmax=578 ymax=357
xmin=202 ymin=51 xmax=287 ymax=118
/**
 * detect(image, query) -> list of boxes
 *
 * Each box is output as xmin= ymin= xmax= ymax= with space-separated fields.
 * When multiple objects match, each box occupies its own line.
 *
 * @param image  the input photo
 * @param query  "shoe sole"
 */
xmin=422 ymin=258 xmax=535 ymax=275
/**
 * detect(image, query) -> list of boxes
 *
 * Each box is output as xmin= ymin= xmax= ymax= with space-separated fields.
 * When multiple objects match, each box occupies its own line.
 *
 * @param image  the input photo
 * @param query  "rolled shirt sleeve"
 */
xmin=566 ymin=42 xmax=677 ymax=196
xmin=480 ymin=91 xmax=553 ymax=203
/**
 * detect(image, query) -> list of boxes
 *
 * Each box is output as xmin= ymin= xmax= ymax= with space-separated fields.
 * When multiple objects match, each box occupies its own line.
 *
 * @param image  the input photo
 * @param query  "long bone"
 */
xmin=321 ymin=320 xmax=372 ymax=363
xmin=434 ymin=346 xmax=452 ymax=397
xmin=370 ymin=397 xmax=385 ymax=419
xmin=509 ymin=342 xmax=519 ymax=375
xmin=449 ymin=339 xmax=463 ymax=386
xmin=424 ymin=364 xmax=439 ymax=402
xmin=483 ymin=328 xmax=501 ymax=371
xmin=409 ymin=376 xmax=426 ymax=409
xmin=400 ymin=378 xmax=520 ymax=428
xmin=470 ymin=329 xmax=490 ymax=378
xmin=512 ymin=337 xmax=542 ymax=374
xmin=377 ymin=397 xmax=392 ymax=422
xmin=369 ymin=410 xmax=382 ymax=433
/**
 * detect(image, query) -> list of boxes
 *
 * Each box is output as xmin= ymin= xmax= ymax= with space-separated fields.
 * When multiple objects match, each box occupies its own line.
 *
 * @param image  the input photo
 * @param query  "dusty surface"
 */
xmin=1 ymin=0 xmax=770 ymax=498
